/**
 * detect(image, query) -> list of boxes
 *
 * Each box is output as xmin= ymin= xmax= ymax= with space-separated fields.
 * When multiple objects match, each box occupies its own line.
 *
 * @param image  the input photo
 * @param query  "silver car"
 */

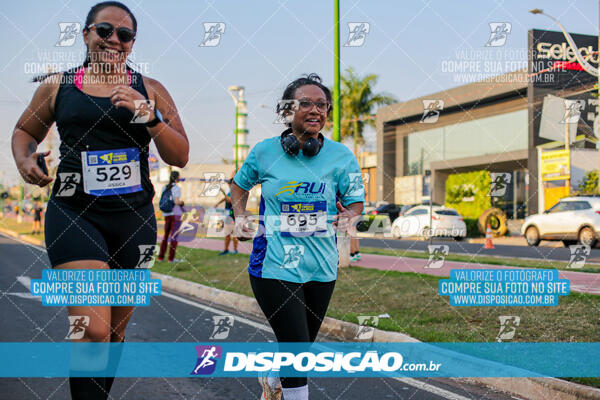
xmin=521 ymin=197 xmax=600 ymax=247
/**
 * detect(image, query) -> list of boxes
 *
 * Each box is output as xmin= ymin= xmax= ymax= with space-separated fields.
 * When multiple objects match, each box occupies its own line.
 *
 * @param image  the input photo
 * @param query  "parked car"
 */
xmin=400 ymin=202 xmax=441 ymax=217
xmin=521 ymin=196 xmax=600 ymax=247
xmin=369 ymin=203 xmax=403 ymax=223
xmin=390 ymin=205 xmax=467 ymax=240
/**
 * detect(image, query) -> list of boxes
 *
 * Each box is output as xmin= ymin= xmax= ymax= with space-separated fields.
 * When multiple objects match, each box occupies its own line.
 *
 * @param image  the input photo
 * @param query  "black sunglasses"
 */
xmin=87 ymin=22 xmax=136 ymax=43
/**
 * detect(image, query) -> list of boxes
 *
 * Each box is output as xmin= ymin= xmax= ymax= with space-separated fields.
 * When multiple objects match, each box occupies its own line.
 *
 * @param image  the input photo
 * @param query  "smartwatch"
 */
xmin=145 ymin=108 xmax=163 ymax=128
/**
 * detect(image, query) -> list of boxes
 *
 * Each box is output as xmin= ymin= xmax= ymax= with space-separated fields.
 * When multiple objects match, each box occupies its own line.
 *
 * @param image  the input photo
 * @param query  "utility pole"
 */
xmin=333 ymin=0 xmax=341 ymax=142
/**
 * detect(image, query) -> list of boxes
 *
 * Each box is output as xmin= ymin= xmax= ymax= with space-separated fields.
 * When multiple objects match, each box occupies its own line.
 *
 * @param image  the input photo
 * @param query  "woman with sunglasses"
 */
xmin=11 ymin=2 xmax=188 ymax=399
xmin=231 ymin=74 xmax=365 ymax=400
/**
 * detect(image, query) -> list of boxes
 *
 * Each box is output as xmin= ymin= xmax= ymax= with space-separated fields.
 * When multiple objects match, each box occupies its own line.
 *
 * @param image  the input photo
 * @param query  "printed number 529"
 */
xmin=96 ymin=165 xmax=132 ymax=182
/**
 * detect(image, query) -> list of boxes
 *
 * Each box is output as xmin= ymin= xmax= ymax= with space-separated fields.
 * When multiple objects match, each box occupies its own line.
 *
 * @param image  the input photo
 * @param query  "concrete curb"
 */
xmin=0 ymin=226 xmax=44 ymax=247
xmin=153 ymin=271 xmax=600 ymax=400
xmin=1 ymin=226 xmax=598 ymax=400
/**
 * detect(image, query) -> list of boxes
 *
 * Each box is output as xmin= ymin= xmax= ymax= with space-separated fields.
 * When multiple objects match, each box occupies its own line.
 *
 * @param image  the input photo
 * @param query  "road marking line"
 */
xmin=393 ymin=377 xmax=472 ymax=400
xmin=160 ymin=291 xmax=272 ymax=333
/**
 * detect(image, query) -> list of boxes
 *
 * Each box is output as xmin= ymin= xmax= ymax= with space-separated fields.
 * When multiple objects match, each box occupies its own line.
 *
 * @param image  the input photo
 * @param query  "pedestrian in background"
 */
xmin=217 ymin=173 xmax=238 ymax=255
xmin=159 ymin=170 xmax=185 ymax=262
xmin=32 ymin=200 xmax=43 ymax=234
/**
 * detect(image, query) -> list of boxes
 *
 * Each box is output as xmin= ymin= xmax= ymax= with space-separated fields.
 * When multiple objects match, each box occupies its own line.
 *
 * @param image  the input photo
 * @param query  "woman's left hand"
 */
xmin=110 ymin=85 xmax=155 ymax=118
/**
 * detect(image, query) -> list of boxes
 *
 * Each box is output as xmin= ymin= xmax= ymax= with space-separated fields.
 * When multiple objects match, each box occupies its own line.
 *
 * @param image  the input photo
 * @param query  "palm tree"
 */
xmin=331 ymin=67 xmax=397 ymax=155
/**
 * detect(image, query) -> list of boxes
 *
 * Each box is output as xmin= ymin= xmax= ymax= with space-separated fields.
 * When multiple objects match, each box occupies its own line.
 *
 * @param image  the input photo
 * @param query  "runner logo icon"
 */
xmin=425 ymin=245 xmax=449 ymax=269
xmin=191 ymin=345 xmax=222 ymax=375
xmin=282 ymin=245 xmax=304 ymax=269
xmin=56 ymin=172 xmax=81 ymax=197
xmin=567 ymin=245 xmax=590 ymax=269
xmin=496 ymin=316 xmax=520 ymax=342
xmin=354 ymin=316 xmax=379 ymax=340
xmin=201 ymin=172 xmax=225 ymax=196
xmin=137 ymin=245 xmax=157 ymax=269
xmin=66 ymin=315 xmax=90 ymax=339
xmin=199 ymin=23 xmax=225 ymax=47
xmin=347 ymin=173 xmax=365 ymax=197
xmin=131 ymin=100 xmax=155 ymax=124
xmin=489 ymin=173 xmax=511 ymax=197
xmin=210 ymin=316 xmax=234 ymax=340
xmin=420 ymin=100 xmax=444 ymax=123
xmin=344 ymin=22 xmax=370 ymax=47
xmin=485 ymin=22 xmax=511 ymax=47
xmin=560 ymin=99 xmax=585 ymax=124
xmin=56 ymin=22 xmax=81 ymax=47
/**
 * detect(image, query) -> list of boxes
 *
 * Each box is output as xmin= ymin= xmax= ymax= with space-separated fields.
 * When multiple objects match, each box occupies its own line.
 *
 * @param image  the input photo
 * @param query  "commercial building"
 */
xmin=376 ymin=29 xmax=598 ymax=217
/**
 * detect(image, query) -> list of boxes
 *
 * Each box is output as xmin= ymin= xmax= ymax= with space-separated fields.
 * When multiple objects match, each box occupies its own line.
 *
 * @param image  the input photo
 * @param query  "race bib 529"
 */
xmin=81 ymin=148 xmax=142 ymax=196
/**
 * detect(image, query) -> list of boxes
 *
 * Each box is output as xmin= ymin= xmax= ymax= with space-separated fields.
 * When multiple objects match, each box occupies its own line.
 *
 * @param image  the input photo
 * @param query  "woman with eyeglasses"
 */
xmin=11 ymin=2 xmax=188 ymax=399
xmin=231 ymin=74 xmax=365 ymax=400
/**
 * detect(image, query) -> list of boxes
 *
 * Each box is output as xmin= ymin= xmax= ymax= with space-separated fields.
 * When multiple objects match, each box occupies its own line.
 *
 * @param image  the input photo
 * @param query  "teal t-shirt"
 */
xmin=234 ymin=136 xmax=365 ymax=283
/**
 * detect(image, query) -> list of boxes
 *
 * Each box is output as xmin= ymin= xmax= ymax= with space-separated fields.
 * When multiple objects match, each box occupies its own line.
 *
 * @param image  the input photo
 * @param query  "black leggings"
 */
xmin=250 ymin=275 xmax=336 ymax=388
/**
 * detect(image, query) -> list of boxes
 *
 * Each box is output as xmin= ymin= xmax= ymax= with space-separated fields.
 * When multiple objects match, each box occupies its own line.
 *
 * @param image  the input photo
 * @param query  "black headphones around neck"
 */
xmin=280 ymin=128 xmax=324 ymax=157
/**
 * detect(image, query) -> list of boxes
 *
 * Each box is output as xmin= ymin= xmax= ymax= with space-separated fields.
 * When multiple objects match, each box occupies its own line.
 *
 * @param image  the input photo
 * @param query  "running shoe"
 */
xmin=169 ymin=258 xmax=184 ymax=263
xmin=258 ymin=375 xmax=282 ymax=400
xmin=218 ymin=250 xmax=229 ymax=256
xmin=356 ymin=253 xmax=361 ymax=260
xmin=350 ymin=254 xmax=358 ymax=262
xmin=231 ymin=250 xmax=238 ymax=254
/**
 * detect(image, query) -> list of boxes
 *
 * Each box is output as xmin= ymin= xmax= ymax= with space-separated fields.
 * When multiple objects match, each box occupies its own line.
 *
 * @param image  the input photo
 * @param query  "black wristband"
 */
xmin=145 ymin=116 xmax=161 ymax=128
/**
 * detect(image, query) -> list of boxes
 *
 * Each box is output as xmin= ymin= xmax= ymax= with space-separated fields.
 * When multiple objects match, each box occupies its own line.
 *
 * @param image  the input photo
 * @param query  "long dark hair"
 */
xmin=32 ymin=1 xmax=137 ymax=82
xmin=167 ymin=171 xmax=180 ymax=190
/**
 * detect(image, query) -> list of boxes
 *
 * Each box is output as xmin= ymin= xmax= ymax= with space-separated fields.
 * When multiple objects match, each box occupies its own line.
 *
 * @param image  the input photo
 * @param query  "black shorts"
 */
xmin=44 ymin=199 xmax=157 ymax=268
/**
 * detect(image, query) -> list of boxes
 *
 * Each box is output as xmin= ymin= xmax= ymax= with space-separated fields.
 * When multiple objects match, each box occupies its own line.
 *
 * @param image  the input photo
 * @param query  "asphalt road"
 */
xmin=0 ymin=233 xmax=518 ymax=400
xmin=359 ymin=237 xmax=600 ymax=264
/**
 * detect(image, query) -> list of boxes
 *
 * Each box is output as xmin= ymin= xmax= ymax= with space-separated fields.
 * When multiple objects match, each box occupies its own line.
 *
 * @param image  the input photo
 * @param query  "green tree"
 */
xmin=330 ymin=67 xmax=396 ymax=155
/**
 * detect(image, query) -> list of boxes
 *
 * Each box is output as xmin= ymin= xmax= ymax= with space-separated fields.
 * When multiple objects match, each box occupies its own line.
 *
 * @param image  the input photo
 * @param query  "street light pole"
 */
xmin=228 ymin=86 xmax=243 ymax=170
xmin=333 ymin=0 xmax=341 ymax=142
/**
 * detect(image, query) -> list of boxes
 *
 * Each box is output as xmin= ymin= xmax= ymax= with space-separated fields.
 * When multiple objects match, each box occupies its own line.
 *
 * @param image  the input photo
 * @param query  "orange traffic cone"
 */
xmin=484 ymin=224 xmax=494 ymax=249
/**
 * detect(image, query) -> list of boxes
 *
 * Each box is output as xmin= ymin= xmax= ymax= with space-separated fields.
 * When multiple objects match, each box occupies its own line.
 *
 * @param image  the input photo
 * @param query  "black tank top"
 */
xmin=51 ymin=67 xmax=154 ymax=212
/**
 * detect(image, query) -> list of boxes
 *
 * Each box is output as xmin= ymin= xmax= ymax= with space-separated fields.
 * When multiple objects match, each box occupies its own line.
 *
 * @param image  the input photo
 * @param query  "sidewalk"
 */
xmin=177 ymin=237 xmax=600 ymax=295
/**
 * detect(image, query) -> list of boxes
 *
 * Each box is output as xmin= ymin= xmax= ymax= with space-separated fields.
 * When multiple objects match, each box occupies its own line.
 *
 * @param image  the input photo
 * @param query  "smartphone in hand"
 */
xmin=37 ymin=154 xmax=48 ymax=176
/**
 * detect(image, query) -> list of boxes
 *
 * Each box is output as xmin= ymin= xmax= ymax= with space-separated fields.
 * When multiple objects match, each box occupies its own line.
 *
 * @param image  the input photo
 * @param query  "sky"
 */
xmin=0 ymin=0 xmax=597 ymax=186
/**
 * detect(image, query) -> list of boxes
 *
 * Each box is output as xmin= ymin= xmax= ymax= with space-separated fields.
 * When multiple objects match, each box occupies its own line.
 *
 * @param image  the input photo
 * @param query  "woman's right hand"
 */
xmin=234 ymin=214 xmax=256 ymax=241
xmin=17 ymin=151 xmax=53 ymax=187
